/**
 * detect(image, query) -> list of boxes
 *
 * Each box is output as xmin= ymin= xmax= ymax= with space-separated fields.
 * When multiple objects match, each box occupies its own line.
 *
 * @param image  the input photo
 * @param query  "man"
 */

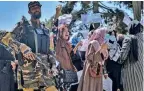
xmin=12 ymin=1 xmax=58 ymax=91
xmin=0 ymin=31 xmax=16 ymax=91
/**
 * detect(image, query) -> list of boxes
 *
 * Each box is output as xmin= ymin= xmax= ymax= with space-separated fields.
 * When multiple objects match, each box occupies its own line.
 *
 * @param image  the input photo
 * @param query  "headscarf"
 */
xmin=129 ymin=20 xmax=142 ymax=35
xmin=86 ymin=40 xmax=101 ymax=62
xmin=89 ymin=27 xmax=107 ymax=45
xmin=128 ymin=20 xmax=142 ymax=61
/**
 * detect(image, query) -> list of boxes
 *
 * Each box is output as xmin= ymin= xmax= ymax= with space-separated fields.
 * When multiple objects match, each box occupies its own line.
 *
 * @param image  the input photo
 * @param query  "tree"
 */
xmin=45 ymin=1 xmax=139 ymax=34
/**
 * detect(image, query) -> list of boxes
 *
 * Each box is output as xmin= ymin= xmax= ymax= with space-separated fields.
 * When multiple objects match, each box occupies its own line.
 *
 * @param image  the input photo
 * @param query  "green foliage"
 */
xmin=44 ymin=1 xmax=134 ymax=34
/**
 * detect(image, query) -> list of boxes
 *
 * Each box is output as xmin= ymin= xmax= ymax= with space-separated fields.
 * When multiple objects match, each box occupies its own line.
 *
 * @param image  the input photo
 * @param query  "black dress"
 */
xmin=0 ymin=44 xmax=15 ymax=91
xmin=106 ymin=39 xmax=124 ymax=91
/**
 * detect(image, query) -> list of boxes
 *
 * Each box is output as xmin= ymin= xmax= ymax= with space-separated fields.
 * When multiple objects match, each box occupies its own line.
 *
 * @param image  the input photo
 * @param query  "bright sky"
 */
xmin=0 ymin=1 xmax=61 ymax=31
xmin=0 ymin=1 xmax=133 ymax=31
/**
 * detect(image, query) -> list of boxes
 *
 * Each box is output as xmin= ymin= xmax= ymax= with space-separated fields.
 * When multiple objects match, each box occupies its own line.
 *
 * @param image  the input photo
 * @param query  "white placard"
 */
xmin=123 ymin=14 xmax=131 ymax=26
xmin=90 ymin=13 xmax=102 ymax=23
xmin=81 ymin=14 xmax=88 ymax=24
xmin=58 ymin=14 xmax=72 ymax=26
xmin=103 ymin=76 xmax=113 ymax=91
xmin=140 ymin=18 xmax=144 ymax=25
xmin=81 ymin=13 xmax=103 ymax=24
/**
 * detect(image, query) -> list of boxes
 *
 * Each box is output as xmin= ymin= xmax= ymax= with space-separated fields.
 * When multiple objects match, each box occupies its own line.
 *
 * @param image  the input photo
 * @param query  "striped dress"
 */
xmin=121 ymin=32 xmax=143 ymax=91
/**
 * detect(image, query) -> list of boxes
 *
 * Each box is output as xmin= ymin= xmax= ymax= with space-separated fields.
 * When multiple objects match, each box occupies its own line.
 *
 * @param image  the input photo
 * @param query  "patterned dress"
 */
xmin=121 ymin=33 xmax=143 ymax=91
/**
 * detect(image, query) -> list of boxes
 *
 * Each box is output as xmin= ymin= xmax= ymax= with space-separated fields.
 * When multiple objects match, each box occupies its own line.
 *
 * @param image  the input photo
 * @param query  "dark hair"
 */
xmin=28 ymin=1 xmax=42 ymax=11
xmin=89 ymin=24 xmax=95 ymax=32
xmin=129 ymin=23 xmax=142 ymax=35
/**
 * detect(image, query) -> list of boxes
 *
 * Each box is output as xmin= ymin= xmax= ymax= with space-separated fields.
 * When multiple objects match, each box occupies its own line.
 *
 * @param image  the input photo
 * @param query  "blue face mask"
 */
xmin=104 ymin=34 xmax=110 ymax=42
xmin=78 ymin=36 xmax=82 ymax=41
xmin=109 ymin=35 xmax=117 ymax=42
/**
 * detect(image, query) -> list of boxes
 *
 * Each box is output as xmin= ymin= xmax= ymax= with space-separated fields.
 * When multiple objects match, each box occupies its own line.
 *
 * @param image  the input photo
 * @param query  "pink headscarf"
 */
xmin=89 ymin=27 xmax=107 ymax=45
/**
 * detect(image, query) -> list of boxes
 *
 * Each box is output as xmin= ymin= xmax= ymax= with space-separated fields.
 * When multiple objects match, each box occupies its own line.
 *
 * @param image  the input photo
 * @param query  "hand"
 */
xmin=11 ymin=61 xmax=16 ymax=70
xmin=117 ymin=89 xmax=120 ymax=91
xmin=78 ymin=41 xmax=83 ymax=46
xmin=14 ymin=60 xmax=18 ymax=65
xmin=51 ymin=67 xmax=58 ymax=76
xmin=73 ymin=49 xmax=77 ymax=54
xmin=20 ymin=44 xmax=35 ymax=60
xmin=104 ymin=74 xmax=108 ymax=79
xmin=56 ymin=5 xmax=62 ymax=14
xmin=73 ymin=66 xmax=78 ymax=72
xmin=23 ymin=52 xmax=35 ymax=61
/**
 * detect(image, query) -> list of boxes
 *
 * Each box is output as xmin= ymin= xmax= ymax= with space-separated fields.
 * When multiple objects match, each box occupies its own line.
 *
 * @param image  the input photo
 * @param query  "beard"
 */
xmin=31 ymin=11 xmax=41 ymax=19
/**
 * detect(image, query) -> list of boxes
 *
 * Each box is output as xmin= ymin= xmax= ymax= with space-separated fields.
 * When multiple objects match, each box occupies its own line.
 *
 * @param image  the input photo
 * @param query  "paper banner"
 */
xmin=58 ymin=14 xmax=72 ymax=26
xmin=81 ymin=14 xmax=88 ymax=24
xmin=123 ymin=13 xmax=131 ymax=26
xmin=140 ymin=17 xmax=144 ymax=25
xmin=81 ymin=13 xmax=103 ymax=24
xmin=90 ymin=13 xmax=102 ymax=23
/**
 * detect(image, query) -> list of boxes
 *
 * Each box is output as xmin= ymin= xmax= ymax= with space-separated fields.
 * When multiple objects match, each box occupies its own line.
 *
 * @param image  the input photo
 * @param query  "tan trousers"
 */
xmin=23 ymin=86 xmax=58 ymax=91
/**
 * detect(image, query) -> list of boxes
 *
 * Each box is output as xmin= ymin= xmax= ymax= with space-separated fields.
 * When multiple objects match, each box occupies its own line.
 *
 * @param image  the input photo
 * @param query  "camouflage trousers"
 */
xmin=17 ymin=53 xmax=56 ymax=90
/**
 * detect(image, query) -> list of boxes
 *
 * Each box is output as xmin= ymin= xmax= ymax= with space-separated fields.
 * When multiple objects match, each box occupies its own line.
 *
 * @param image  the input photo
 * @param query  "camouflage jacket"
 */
xmin=2 ymin=19 xmax=57 ymax=89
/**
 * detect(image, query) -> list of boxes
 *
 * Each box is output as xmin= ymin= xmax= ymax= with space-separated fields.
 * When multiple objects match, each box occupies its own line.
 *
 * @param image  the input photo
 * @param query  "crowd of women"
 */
xmin=54 ymin=19 xmax=143 ymax=91
xmin=0 ymin=2 xmax=143 ymax=91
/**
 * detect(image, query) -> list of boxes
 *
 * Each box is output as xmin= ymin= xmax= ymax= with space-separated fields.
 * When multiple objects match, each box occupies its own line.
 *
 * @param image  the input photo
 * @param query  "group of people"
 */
xmin=0 ymin=1 xmax=143 ymax=91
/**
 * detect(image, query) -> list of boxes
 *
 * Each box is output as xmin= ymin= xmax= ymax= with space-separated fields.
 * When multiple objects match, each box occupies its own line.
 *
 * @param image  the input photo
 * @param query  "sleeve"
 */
xmin=12 ymin=24 xmax=23 ymax=41
xmin=55 ymin=40 xmax=64 ymax=63
xmin=87 ymin=44 xmax=94 ymax=63
xmin=120 ymin=37 xmax=131 ymax=61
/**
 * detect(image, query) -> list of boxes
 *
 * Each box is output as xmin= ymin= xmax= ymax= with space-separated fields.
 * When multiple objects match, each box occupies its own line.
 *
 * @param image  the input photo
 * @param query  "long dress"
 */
xmin=77 ymin=40 xmax=104 ymax=91
xmin=121 ymin=33 xmax=143 ymax=91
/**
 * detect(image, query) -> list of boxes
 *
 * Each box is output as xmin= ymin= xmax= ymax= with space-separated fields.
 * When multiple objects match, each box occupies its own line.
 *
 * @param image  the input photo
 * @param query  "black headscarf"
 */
xmin=128 ymin=21 xmax=142 ymax=61
xmin=129 ymin=21 xmax=142 ymax=35
xmin=89 ymin=24 xmax=95 ymax=32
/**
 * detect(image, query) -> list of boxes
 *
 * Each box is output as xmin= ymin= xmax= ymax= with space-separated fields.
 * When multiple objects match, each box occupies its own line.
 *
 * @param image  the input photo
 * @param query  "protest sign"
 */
xmin=58 ymin=14 xmax=72 ymax=26
xmin=123 ymin=13 xmax=131 ymax=26
xmin=81 ymin=13 xmax=103 ymax=24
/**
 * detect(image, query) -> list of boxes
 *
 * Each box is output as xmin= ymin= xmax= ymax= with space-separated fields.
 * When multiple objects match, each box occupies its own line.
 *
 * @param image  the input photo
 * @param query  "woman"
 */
xmin=79 ymin=31 xmax=93 ymax=61
xmin=56 ymin=24 xmax=76 ymax=71
xmin=120 ymin=21 xmax=143 ymax=91
xmin=77 ymin=28 xmax=108 ymax=91
xmin=106 ymin=30 xmax=123 ymax=91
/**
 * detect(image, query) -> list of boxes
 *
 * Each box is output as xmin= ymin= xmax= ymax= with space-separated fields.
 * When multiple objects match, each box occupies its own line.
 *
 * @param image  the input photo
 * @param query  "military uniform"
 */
xmin=12 ymin=17 xmax=57 ymax=91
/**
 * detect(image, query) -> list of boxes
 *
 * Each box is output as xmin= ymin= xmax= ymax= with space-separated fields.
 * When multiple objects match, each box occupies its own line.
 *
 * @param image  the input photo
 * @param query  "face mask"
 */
xmin=78 ymin=36 xmax=82 ymax=41
xmin=109 ymin=35 xmax=116 ymax=42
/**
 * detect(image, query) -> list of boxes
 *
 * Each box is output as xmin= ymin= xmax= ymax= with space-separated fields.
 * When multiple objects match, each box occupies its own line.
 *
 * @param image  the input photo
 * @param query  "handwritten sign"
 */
xmin=81 ymin=13 xmax=102 ymax=24
xmin=123 ymin=14 xmax=131 ymax=26
xmin=58 ymin=14 xmax=72 ymax=26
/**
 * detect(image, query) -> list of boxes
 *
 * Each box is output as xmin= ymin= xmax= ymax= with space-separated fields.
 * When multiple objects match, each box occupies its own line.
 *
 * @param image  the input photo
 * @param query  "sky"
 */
xmin=0 ymin=1 xmax=133 ymax=31
xmin=0 ymin=1 xmax=62 ymax=31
